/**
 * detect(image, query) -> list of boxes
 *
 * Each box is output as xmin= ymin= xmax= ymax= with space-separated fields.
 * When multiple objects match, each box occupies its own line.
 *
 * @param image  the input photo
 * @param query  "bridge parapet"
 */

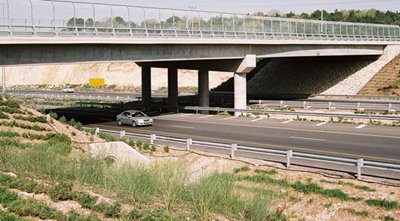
xmin=1 ymin=0 xmax=399 ymax=42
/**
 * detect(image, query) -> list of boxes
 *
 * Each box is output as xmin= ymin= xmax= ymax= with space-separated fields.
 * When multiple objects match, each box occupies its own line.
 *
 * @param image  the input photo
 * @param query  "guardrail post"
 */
xmin=280 ymin=100 xmax=284 ymax=108
xmin=259 ymin=100 xmax=262 ymax=105
xmin=119 ymin=131 xmax=125 ymax=138
xmin=388 ymin=103 xmax=393 ymax=112
xmin=357 ymin=159 xmax=364 ymax=179
xmin=357 ymin=102 xmax=361 ymax=111
xmin=150 ymin=134 xmax=156 ymax=145
xmin=94 ymin=128 xmax=100 ymax=135
xmin=231 ymin=144 xmax=237 ymax=159
xmin=286 ymin=150 xmax=293 ymax=168
xmin=328 ymin=101 xmax=332 ymax=110
xmin=186 ymin=138 xmax=192 ymax=151
xmin=303 ymin=101 xmax=307 ymax=109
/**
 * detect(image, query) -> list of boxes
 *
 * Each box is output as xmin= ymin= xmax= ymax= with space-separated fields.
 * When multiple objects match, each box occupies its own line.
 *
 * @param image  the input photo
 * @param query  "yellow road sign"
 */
xmin=89 ymin=78 xmax=105 ymax=87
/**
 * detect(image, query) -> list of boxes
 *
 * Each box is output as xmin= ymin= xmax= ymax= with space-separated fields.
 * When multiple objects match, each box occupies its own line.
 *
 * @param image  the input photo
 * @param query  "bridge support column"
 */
xmin=141 ymin=67 xmax=151 ymax=109
xmin=234 ymin=73 xmax=247 ymax=117
xmin=198 ymin=69 xmax=209 ymax=114
xmin=234 ymin=54 xmax=257 ymax=117
xmin=168 ymin=68 xmax=178 ymax=113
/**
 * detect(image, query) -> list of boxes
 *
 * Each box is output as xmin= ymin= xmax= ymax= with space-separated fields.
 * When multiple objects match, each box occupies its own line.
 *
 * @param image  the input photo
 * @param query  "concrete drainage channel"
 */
xmin=87 ymin=127 xmax=400 ymax=182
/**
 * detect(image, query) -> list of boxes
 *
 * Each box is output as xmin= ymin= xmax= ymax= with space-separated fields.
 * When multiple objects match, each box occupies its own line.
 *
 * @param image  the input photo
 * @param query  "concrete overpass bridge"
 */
xmin=1 ymin=0 xmax=400 ymax=113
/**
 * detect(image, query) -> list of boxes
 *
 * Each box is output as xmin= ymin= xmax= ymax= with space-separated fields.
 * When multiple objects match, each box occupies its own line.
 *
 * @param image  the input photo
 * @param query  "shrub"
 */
xmin=125 ymin=209 xmax=142 ymax=220
xmin=48 ymin=182 xmax=76 ymax=201
xmin=0 ymin=210 xmax=29 ymax=221
xmin=72 ymin=131 xmax=76 ymax=136
xmin=67 ymin=211 xmax=101 ymax=221
xmin=0 ymin=111 xmax=9 ymax=119
xmin=75 ymin=192 xmax=97 ymax=209
xmin=163 ymin=145 xmax=170 ymax=153
xmin=98 ymin=132 xmax=118 ymax=142
xmin=0 ymin=120 xmax=48 ymax=131
xmin=49 ymin=112 xmax=58 ymax=119
xmin=13 ymin=115 xmax=47 ymax=123
xmin=102 ymin=202 xmax=121 ymax=218
xmin=150 ymin=145 xmax=156 ymax=152
xmin=7 ymin=198 xmax=64 ymax=220
xmin=48 ymin=133 xmax=71 ymax=145
xmin=143 ymin=142 xmax=150 ymax=150
xmin=141 ymin=210 xmax=173 ymax=221
xmin=59 ymin=116 xmax=67 ymax=123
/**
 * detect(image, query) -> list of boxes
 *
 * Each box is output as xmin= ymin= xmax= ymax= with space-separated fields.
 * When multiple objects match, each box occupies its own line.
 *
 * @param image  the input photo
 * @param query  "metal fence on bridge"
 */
xmin=1 ymin=0 xmax=400 ymax=41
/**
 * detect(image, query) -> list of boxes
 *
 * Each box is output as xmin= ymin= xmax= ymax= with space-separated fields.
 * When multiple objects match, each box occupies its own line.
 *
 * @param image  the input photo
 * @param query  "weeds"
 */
xmin=0 ymin=130 xmax=20 ymax=138
xmin=291 ymin=181 xmax=353 ymax=201
xmin=0 ymin=111 xmax=9 ymax=119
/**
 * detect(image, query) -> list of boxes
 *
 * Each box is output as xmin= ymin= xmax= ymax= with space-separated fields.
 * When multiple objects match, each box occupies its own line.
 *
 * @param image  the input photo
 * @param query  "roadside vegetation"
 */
xmin=0 ymin=96 xmax=399 ymax=220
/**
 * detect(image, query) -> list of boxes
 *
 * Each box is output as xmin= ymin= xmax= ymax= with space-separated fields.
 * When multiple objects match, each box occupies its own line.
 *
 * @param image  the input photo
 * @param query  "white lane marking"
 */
xmin=200 ymin=115 xmax=214 ymax=119
xmin=355 ymin=124 xmax=367 ymax=129
xmin=172 ymin=125 xmax=194 ymax=129
xmin=282 ymin=119 xmax=293 ymax=124
xmin=290 ymin=136 xmax=327 ymax=142
xmin=179 ymin=114 xmax=193 ymax=117
xmin=149 ymin=118 xmax=400 ymax=140
xmin=316 ymin=122 xmax=328 ymax=126
xmin=224 ymin=116 xmax=238 ymax=120
xmin=251 ymin=118 xmax=263 ymax=122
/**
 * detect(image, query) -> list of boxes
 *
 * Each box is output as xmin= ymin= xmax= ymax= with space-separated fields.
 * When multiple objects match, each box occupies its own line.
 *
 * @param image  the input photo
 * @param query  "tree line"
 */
xmin=262 ymin=9 xmax=400 ymax=25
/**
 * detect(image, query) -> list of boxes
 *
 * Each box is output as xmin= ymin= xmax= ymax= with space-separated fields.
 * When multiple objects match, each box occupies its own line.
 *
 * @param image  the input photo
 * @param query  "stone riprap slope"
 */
xmin=4 ymin=62 xmax=232 ymax=90
xmin=358 ymin=54 xmax=400 ymax=96
xmin=246 ymin=56 xmax=377 ymax=98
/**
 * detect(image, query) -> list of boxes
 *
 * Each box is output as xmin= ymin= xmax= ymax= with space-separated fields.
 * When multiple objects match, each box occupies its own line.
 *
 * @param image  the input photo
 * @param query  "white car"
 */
xmin=116 ymin=110 xmax=153 ymax=127
xmin=62 ymin=87 xmax=74 ymax=93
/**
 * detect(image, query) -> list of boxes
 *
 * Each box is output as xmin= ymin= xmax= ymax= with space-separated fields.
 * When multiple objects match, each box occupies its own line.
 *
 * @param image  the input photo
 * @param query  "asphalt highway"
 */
xmin=87 ymin=113 xmax=400 ymax=163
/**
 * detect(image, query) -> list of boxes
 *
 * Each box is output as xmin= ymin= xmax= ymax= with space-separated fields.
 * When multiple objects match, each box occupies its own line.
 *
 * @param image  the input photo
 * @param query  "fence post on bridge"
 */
xmin=119 ymin=131 xmax=125 ymax=139
xmin=186 ymin=138 xmax=192 ymax=151
xmin=230 ymin=144 xmax=237 ymax=159
xmin=286 ymin=150 xmax=293 ymax=168
xmin=357 ymin=159 xmax=364 ymax=180
xmin=150 ymin=134 xmax=156 ymax=145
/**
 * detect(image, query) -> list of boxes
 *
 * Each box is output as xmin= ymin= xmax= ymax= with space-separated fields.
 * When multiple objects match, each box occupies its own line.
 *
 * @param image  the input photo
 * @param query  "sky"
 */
xmin=1 ymin=0 xmax=400 ymax=24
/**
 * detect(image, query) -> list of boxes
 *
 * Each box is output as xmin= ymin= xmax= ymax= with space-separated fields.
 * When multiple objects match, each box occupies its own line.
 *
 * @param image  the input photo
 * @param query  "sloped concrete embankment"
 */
xmin=323 ymin=45 xmax=400 ymax=95
xmin=89 ymin=142 xmax=149 ymax=166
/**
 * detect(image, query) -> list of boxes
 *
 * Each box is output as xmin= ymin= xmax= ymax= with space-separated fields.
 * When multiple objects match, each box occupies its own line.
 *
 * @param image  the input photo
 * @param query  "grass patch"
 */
xmin=0 ymin=209 xmax=29 ymax=221
xmin=0 ymin=186 xmax=64 ymax=220
xmin=0 ymin=120 xmax=48 ymax=131
xmin=0 ymin=106 xmax=24 ymax=114
xmin=239 ymin=175 xmax=290 ymax=188
xmin=254 ymin=169 xmax=278 ymax=175
xmin=13 ymin=115 xmax=47 ymax=123
xmin=365 ymin=199 xmax=399 ymax=210
xmin=0 ymin=130 xmax=20 ymax=138
xmin=343 ymin=208 xmax=369 ymax=217
xmin=233 ymin=166 xmax=250 ymax=174
xmin=0 ymin=100 xmax=20 ymax=109
xmin=291 ymin=181 xmax=355 ymax=201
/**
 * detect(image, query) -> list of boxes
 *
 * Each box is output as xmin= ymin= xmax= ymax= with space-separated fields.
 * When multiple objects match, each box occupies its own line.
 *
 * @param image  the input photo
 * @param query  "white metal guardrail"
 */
xmin=249 ymin=99 xmax=400 ymax=112
xmin=87 ymin=127 xmax=400 ymax=180
xmin=184 ymin=106 xmax=400 ymax=121
xmin=8 ymin=92 xmax=137 ymax=102
xmin=1 ymin=0 xmax=399 ymax=42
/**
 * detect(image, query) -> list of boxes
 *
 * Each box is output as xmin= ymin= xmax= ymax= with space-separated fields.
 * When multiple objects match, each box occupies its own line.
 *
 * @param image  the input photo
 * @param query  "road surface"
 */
xmin=87 ymin=113 xmax=400 ymax=163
